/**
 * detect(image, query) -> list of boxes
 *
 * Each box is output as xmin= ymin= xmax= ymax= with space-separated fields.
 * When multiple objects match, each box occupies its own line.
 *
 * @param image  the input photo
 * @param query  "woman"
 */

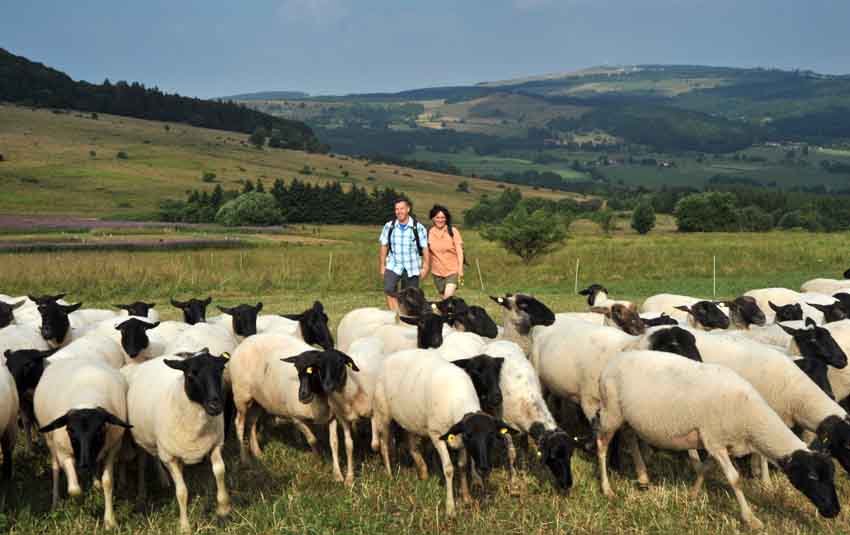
xmin=427 ymin=204 xmax=464 ymax=299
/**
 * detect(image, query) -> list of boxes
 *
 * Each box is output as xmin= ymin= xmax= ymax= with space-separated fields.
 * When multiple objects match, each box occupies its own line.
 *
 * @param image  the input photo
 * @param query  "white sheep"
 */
xmin=337 ymin=289 xmax=428 ymax=352
xmin=596 ymin=349 xmax=840 ymax=529
xmin=0 ymin=363 xmax=19 ymax=508
xmin=163 ymin=322 xmax=238 ymax=356
xmin=113 ymin=301 xmax=160 ymax=323
xmin=578 ymin=284 xmax=634 ymax=309
xmin=744 ymin=287 xmax=841 ymax=324
xmin=87 ymin=317 xmax=166 ymax=365
xmin=372 ymin=349 xmax=512 ymax=517
xmin=820 ymin=320 xmax=850 ymax=401
xmin=0 ymin=324 xmax=50 ymax=356
xmin=227 ymin=334 xmax=333 ymax=462
xmin=47 ymin=333 xmax=126 ymax=369
xmin=801 ymin=269 xmax=850 ymax=294
xmin=34 ymin=358 xmax=131 ymax=528
xmin=125 ymin=351 xmax=231 ymax=533
xmin=0 ymin=298 xmax=27 ymax=329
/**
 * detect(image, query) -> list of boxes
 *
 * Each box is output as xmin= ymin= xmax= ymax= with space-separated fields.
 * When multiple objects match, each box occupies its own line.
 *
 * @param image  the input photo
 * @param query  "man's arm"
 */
xmin=379 ymin=244 xmax=388 ymax=275
xmin=420 ymin=248 xmax=430 ymax=278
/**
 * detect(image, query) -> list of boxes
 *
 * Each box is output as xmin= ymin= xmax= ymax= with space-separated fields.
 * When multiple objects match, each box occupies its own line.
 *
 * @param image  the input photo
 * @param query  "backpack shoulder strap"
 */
xmin=386 ymin=220 xmax=395 ymax=254
xmin=411 ymin=218 xmax=423 ymax=256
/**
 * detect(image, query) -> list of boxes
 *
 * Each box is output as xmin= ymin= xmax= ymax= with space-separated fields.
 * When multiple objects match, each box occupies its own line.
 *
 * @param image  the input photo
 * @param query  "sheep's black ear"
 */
xmin=496 ymin=421 xmax=519 ymax=436
xmin=777 ymin=323 xmax=799 ymax=336
xmin=164 ymin=359 xmax=188 ymax=371
xmin=35 ymin=348 xmax=58 ymax=360
xmin=203 ymin=296 xmax=213 ymax=306
xmin=10 ymin=299 xmax=26 ymax=310
xmin=98 ymin=408 xmax=132 ymax=429
xmin=255 ymin=302 xmax=263 ymax=312
xmin=805 ymin=317 xmax=817 ymax=328
xmin=589 ymin=306 xmax=612 ymax=317
xmin=342 ymin=354 xmax=360 ymax=372
xmin=61 ymin=302 xmax=83 ymax=314
xmin=451 ymin=358 xmax=475 ymax=372
xmin=217 ymin=305 xmax=232 ymax=315
xmin=398 ymin=315 xmax=418 ymax=326
xmin=144 ymin=321 xmax=160 ymax=330
xmin=440 ymin=421 xmax=466 ymax=442
xmin=768 ymin=301 xmax=780 ymax=312
xmin=39 ymin=413 xmax=69 ymax=433
xmin=113 ymin=304 xmax=129 ymax=311
xmin=281 ymin=313 xmax=303 ymax=321
xmin=3 ymin=350 xmax=10 ymax=358
xmin=312 ymin=301 xmax=324 ymax=312
xmin=674 ymin=305 xmax=691 ymax=313
xmin=171 ymin=298 xmax=186 ymax=308
xmin=147 ymin=302 xmax=157 ymax=308
xmin=489 ymin=295 xmax=511 ymax=309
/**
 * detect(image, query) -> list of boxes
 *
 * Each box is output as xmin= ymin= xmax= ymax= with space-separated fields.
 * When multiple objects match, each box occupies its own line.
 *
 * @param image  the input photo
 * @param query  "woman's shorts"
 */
xmin=432 ymin=273 xmax=458 ymax=294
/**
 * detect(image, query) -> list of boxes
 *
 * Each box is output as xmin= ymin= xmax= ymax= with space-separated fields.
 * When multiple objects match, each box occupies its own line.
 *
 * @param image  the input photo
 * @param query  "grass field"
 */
xmin=0 ymin=104 xmax=574 ymax=220
xmin=1 ymin=224 xmax=849 ymax=534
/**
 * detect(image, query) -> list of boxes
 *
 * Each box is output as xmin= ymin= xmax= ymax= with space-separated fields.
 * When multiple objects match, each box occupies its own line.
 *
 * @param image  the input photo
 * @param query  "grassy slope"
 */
xmin=1 ymin=225 xmax=849 ymax=534
xmin=0 ymin=104 xmax=575 ymax=219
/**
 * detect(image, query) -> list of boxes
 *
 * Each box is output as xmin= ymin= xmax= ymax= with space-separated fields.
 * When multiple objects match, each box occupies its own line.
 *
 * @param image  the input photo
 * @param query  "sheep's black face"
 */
xmin=283 ymin=301 xmax=334 ymax=350
xmin=462 ymin=306 xmax=499 ymax=338
xmin=647 ymin=327 xmax=702 ymax=362
xmin=641 ymin=314 xmax=678 ymax=327
xmin=452 ymin=355 xmax=504 ymax=413
xmin=37 ymin=300 xmax=81 ymax=343
xmin=435 ymin=296 xmax=467 ymax=320
xmin=729 ymin=296 xmax=765 ymax=328
xmin=795 ymin=358 xmax=834 ymax=399
xmin=781 ymin=450 xmax=840 ymax=518
xmin=165 ymin=351 xmax=228 ymax=416
xmin=578 ymin=284 xmax=608 ymax=307
xmin=115 ymin=318 xmax=159 ymax=358
xmin=28 ymin=293 xmax=66 ymax=306
xmin=677 ymin=301 xmax=729 ymax=330
xmin=441 ymin=412 xmax=512 ymax=477
xmin=814 ymin=416 xmax=850 ymax=476
xmin=833 ymin=293 xmax=850 ymax=315
xmin=844 ymin=268 xmax=850 ymax=280
xmin=317 ymin=350 xmax=359 ymax=394
xmin=3 ymin=348 xmax=55 ymax=398
xmin=532 ymin=425 xmax=579 ymax=490
xmin=770 ymin=301 xmax=803 ymax=322
xmin=396 ymin=287 xmax=426 ymax=318
xmin=170 ymin=296 xmax=211 ymax=325
xmin=786 ymin=321 xmax=848 ymax=369
xmin=0 ymin=299 xmax=25 ymax=328
xmin=418 ymin=312 xmax=445 ymax=349
xmin=808 ymin=302 xmax=848 ymax=324
xmin=219 ymin=302 xmax=262 ymax=337
xmin=113 ymin=301 xmax=156 ymax=317
xmin=39 ymin=408 xmax=131 ymax=477
xmin=282 ymin=350 xmax=325 ymax=404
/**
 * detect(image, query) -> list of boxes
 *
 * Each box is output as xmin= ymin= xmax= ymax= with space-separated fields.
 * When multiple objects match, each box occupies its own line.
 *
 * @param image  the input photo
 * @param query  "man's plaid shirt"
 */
xmin=379 ymin=219 xmax=428 ymax=276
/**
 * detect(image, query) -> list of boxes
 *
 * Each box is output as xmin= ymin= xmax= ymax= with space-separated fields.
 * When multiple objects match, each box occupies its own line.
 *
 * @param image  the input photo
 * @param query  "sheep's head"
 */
xmin=779 ymin=319 xmax=847 ymax=369
xmin=815 ymin=416 xmax=850 ymax=477
xmin=779 ymin=449 xmax=840 ymax=518
xmin=645 ymin=327 xmax=701 ymax=362
xmin=591 ymin=303 xmax=645 ymax=335
xmin=439 ymin=297 xmax=498 ymax=338
xmin=170 ymin=296 xmax=212 ymax=325
xmin=392 ymin=287 xmax=426 ymax=318
xmin=281 ymin=301 xmax=334 ymax=350
xmin=440 ymin=412 xmax=514 ymax=477
xmin=769 ymin=301 xmax=803 ymax=322
xmin=37 ymin=300 xmax=81 ymax=344
xmin=833 ymin=293 xmax=850 ymax=315
xmin=27 ymin=293 xmax=66 ymax=306
xmin=39 ymin=407 xmax=131 ymax=478
xmin=165 ymin=349 xmax=228 ymax=416
xmin=807 ymin=302 xmax=848 ymax=324
xmin=399 ymin=310 xmax=446 ymax=349
xmin=3 ymin=348 xmax=56 ymax=399
xmin=0 ymin=299 xmax=25 ymax=328
xmin=529 ymin=423 xmax=584 ymax=491
xmin=844 ymin=268 xmax=850 ymax=280
xmin=114 ymin=318 xmax=160 ymax=358
xmin=578 ymin=284 xmax=608 ymax=307
xmin=724 ymin=296 xmax=765 ymax=329
xmin=219 ymin=302 xmax=262 ymax=337
xmin=674 ymin=301 xmax=729 ymax=331
xmin=452 ymin=355 xmax=504 ymax=413
xmin=112 ymin=301 xmax=156 ymax=317
xmin=489 ymin=293 xmax=554 ymax=335
xmin=282 ymin=350 xmax=326 ymax=404
xmin=311 ymin=349 xmax=359 ymax=394
xmin=641 ymin=313 xmax=678 ymax=327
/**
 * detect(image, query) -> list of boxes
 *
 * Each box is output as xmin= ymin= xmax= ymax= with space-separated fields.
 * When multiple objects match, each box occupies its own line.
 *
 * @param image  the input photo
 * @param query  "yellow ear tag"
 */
xmin=346 ymin=362 xmax=353 ymax=369
xmin=537 ymin=450 xmax=543 ymax=458
xmin=306 ymin=367 xmax=313 ymax=374
xmin=497 ymin=298 xmax=504 ymax=304
xmin=500 ymin=428 xmax=508 ymax=435
xmin=447 ymin=433 xmax=456 ymax=442
xmin=431 ymin=303 xmax=438 ymax=311
xmin=221 ymin=352 xmax=231 ymax=359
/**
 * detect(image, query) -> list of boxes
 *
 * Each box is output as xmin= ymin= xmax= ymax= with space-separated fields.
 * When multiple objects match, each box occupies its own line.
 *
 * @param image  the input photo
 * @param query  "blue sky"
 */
xmin=2 ymin=1 xmax=848 ymax=98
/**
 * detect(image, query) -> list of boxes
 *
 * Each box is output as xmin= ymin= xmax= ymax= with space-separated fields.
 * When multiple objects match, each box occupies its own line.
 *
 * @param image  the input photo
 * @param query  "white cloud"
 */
xmin=277 ymin=0 xmax=349 ymax=25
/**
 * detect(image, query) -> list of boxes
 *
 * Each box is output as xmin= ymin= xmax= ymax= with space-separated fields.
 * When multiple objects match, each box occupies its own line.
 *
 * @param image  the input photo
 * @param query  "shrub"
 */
xmin=300 ymin=165 xmax=313 ymax=175
xmin=116 ymin=151 xmax=129 ymax=160
xmin=90 ymin=112 xmax=98 ymax=120
xmin=202 ymin=172 xmax=217 ymax=183
xmin=249 ymin=127 xmax=268 ymax=148
xmin=593 ymin=209 xmax=616 ymax=235
xmin=481 ymin=205 xmax=567 ymax=264
xmin=674 ymin=192 xmax=738 ymax=232
xmin=457 ymin=180 xmax=470 ymax=193
xmin=215 ymin=192 xmax=283 ymax=226
xmin=631 ymin=201 xmax=656 ymax=235
xmin=736 ymin=205 xmax=774 ymax=232
xmin=0 ymin=153 xmax=4 ymax=162
xmin=89 ymin=150 xmax=96 ymax=158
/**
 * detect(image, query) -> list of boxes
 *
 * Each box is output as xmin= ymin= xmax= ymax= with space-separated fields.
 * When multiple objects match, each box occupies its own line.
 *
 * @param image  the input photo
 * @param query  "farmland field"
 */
xmin=1 ymin=223 xmax=849 ymax=534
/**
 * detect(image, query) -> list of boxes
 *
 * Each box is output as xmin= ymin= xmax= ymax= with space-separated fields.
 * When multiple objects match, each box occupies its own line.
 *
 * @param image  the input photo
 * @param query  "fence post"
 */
xmin=328 ymin=252 xmax=334 ymax=281
xmin=713 ymin=255 xmax=717 ymax=298
xmin=476 ymin=258 xmax=485 ymax=291
xmin=574 ymin=258 xmax=581 ymax=294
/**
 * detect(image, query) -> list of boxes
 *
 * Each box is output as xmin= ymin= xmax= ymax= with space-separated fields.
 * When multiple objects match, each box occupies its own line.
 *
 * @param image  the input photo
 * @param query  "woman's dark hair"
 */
xmin=429 ymin=204 xmax=453 ymax=237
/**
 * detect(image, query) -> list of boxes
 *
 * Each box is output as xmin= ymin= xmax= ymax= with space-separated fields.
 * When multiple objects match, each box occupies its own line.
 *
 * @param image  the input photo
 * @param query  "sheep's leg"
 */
xmin=165 ymin=459 xmax=191 ymax=534
xmin=431 ymin=435 xmax=456 ymax=517
xmin=688 ymin=449 xmax=712 ymax=497
xmin=595 ymin=393 xmax=624 ymax=499
xmin=340 ymin=418 xmax=355 ymax=487
xmin=293 ymin=419 xmax=319 ymax=455
xmin=234 ymin=397 xmax=250 ymax=463
xmin=248 ymin=406 xmax=263 ymax=458
xmin=378 ymin=420 xmax=392 ymax=476
xmin=329 ymin=419 xmax=343 ymax=483
xmin=370 ymin=417 xmax=380 ymax=452
xmin=101 ymin=447 xmax=119 ymax=529
xmin=505 ymin=434 xmax=520 ymax=496
xmin=210 ymin=445 xmax=231 ymax=517
xmin=457 ymin=447 xmax=471 ymax=504
xmin=50 ymin=449 xmax=61 ymax=509
xmin=710 ymin=447 xmax=762 ymax=530
xmin=406 ymin=433 xmax=428 ymax=480
xmin=625 ymin=430 xmax=649 ymax=488
xmin=62 ymin=457 xmax=81 ymax=497
xmin=757 ymin=454 xmax=771 ymax=486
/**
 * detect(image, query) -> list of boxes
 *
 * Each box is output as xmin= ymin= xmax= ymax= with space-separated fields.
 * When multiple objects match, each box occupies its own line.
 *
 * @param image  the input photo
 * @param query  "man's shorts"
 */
xmin=384 ymin=269 xmax=420 ymax=295
xmin=432 ymin=273 xmax=458 ymax=295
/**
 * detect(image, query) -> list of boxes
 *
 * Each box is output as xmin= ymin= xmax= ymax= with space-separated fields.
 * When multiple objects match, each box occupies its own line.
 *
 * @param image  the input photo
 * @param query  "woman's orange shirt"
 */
xmin=428 ymin=226 xmax=463 ymax=277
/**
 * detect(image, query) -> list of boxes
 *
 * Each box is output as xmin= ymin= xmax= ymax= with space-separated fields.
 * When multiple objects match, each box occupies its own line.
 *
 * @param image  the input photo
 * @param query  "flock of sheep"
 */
xmin=1 ymin=266 xmax=850 ymax=531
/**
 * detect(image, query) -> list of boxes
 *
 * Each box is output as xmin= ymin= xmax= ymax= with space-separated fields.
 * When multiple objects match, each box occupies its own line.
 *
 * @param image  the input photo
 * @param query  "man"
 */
xmin=379 ymin=198 xmax=430 ymax=310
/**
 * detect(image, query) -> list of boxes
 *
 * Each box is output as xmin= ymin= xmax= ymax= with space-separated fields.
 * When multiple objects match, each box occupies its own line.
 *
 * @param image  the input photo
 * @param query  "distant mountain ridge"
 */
xmin=0 ymin=48 xmax=325 ymax=152
xmin=220 ymin=90 xmax=310 ymax=101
